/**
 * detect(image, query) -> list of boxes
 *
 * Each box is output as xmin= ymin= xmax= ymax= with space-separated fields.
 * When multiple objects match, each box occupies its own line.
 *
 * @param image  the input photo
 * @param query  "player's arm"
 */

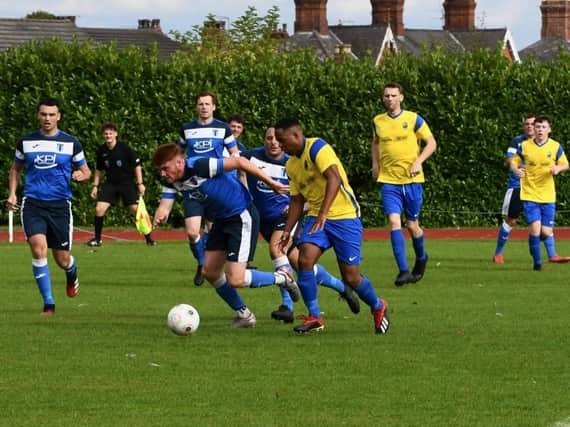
xmin=153 ymin=197 xmax=175 ymax=227
xmin=371 ymin=134 xmax=380 ymax=180
xmin=90 ymin=169 xmax=104 ymax=199
xmin=410 ymin=135 xmax=437 ymax=177
xmin=552 ymin=148 xmax=569 ymax=176
xmin=72 ymin=163 xmax=91 ymax=182
xmin=7 ymin=162 xmax=23 ymax=211
xmin=134 ymin=165 xmax=146 ymax=196
xmin=509 ymin=153 xmax=525 ymax=177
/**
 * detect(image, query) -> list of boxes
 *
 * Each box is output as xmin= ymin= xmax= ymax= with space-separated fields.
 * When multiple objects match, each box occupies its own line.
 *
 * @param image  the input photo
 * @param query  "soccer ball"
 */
xmin=167 ymin=304 xmax=200 ymax=336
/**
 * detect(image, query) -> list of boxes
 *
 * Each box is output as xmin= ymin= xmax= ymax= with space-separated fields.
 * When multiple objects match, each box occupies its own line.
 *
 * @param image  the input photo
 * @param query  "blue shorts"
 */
xmin=183 ymin=196 xmax=205 ymax=218
xmin=380 ymin=183 xmax=423 ymax=220
xmin=297 ymin=216 xmax=362 ymax=265
xmin=21 ymin=197 xmax=73 ymax=250
xmin=207 ymin=204 xmax=259 ymax=263
xmin=523 ymin=201 xmax=555 ymax=226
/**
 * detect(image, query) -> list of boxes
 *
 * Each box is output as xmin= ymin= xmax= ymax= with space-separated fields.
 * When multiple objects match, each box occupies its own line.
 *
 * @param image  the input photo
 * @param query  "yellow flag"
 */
xmin=135 ymin=196 xmax=152 ymax=235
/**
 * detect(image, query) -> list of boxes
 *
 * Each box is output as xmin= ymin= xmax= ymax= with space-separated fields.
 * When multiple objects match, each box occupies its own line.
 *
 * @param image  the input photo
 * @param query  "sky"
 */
xmin=3 ymin=0 xmax=542 ymax=49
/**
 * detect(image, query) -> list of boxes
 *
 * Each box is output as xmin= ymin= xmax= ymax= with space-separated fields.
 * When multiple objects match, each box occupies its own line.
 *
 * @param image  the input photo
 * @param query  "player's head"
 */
xmin=382 ymin=82 xmax=404 ymax=114
xmin=522 ymin=114 xmax=536 ymax=138
xmin=195 ymin=90 xmax=216 ymax=122
xmin=101 ymin=122 xmax=118 ymax=145
xmin=37 ymin=97 xmax=61 ymax=135
xmin=152 ymin=143 xmax=185 ymax=183
xmin=533 ymin=115 xmax=551 ymax=142
xmin=264 ymin=127 xmax=283 ymax=159
xmin=229 ymin=115 xmax=245 ymax=139
xmin=274 ymin=117 xmax=304 ymax=156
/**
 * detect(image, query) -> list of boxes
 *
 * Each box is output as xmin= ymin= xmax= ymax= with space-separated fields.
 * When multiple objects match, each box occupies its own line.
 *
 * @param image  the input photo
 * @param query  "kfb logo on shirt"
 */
xmin=34 ymin=153 xmax=57 ymax=169
xmin=193 ymin=139 xmax=214 ymax=154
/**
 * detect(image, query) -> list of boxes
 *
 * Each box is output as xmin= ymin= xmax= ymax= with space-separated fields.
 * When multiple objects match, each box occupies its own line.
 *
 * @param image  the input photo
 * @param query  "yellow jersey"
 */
xmin=372 ymin=110 xmax=433 ymax=184
xmin=512 ymin=138 xmax=568 ymax=203
xmin=286 ymin=137 xmax=360 ymax=219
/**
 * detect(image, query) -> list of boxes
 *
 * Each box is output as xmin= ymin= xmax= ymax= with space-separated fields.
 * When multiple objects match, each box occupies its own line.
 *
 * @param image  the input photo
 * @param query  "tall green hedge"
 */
xmin=1 ymin=39 xmax=570 ymax=228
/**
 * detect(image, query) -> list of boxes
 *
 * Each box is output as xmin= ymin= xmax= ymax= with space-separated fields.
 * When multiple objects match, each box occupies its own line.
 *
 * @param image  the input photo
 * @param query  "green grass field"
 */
xmin=1 ymin=239 xmax=569 ymax=427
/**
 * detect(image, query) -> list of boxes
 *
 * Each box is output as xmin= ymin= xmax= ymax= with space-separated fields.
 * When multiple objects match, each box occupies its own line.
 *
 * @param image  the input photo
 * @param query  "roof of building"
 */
xmin=288 ymin=30 xmax=357 ymax=61
xmin=519 ymin=37 xmax=570 ymax=62
xmin=328 ymin=24 xmax=390 ymax=59
xmin=0 ymin=17 xmax=182 ymax=59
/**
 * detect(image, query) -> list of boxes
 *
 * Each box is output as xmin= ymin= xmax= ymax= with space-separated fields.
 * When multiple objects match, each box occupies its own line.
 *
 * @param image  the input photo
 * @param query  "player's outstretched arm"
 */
xmin=153 ymin=198 xmax=175 ymax=228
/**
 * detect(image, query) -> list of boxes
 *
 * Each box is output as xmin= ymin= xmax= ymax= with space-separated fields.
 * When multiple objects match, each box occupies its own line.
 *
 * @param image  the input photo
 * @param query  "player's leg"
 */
xmin=88 ymin=182 xmax=114 ymax=246
xmin=223 ymin=209 xmax=299 ymax=299
xmin=292 ymin=216 xmax=327 ymax=333
xmin=48 ymin=200 xmax=79 ymax=299
xmin=524 ymin=202 xmax=542 ymax=270
xmin=382 ymin=184 xmax=414 ymax=286
xmin=183 ymin=198 xmax=206 ymax=285
xmin=405 ymin=183 xmax=428 ymax=282
xmin=540 ymin=203 xmax=570 ymax=263
xmin=264 ymin=223 xmax=295 ymax=322
xmin=330 ymin=218 xmax=388 ymax=334
xmin=22 ymin=199 xmax=55 ymax=315
xmin=494 ymin=188 xmax=520 ymax=263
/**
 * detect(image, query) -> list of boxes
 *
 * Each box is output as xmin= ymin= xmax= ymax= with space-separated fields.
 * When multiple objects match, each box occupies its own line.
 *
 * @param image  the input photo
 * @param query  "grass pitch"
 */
xmin=1 ymin=238 xmax=569 ymax=427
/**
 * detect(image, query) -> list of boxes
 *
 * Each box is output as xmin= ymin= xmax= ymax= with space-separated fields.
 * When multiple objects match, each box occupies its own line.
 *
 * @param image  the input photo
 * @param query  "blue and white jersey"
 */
xmin=160 ymin=157 xmax=252 ymax=221
xmin=241 ymin=147 xmax=290 ymax=221
xmin=14 ymin=130 xmax=87 ymax=201
xmin=505 ymin=133 xmax=528 ymax=189
xmin=178 ymin=119 xmax=237 ymax=159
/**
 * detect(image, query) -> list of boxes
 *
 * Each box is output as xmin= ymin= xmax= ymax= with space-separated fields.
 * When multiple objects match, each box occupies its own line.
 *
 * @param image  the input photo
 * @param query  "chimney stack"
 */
xmin=151 ymin=19 xmax=161 ymax=31
xmin=541 ymin=0 xmax=570 ymax=40
xmin=294 ymin=0 xmax=328 ymax=34
xmin=370 ymin=0 xmax=405 ymax=36
xmin=138 ymin=19 xmax=151 ymax=29
xmin=443 ymin=0 xmax=476 ymax=31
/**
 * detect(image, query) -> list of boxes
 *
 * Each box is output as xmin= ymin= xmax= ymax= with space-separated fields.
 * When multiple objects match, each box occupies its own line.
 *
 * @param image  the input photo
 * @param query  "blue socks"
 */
xmin=65 ymin=256 xmax=77 ymax=285
xmin=541 ymin=234 xmax=556 ymax=259
xmin=297 ymin=269 xmax=320 ymax=318
xmin=391 ymin=229 xmax=408 ymax=272
xmin=314 ymin=264 xmax=344 ymax=292
xmin=354 ymin=275 xmax=381 ymax=311
xmin=529 ymin=234 xmax=541 ymax=266
xmin=189 ymin=235 xmax=205 ymax=266
xmin=214 ymin=282 xmax=246 ymax=311
xmin=248 ymin=270 xmax=277 ymax=288
xmin=32 ymin=258 xmax=54 ymax=305
xmin=412 ymin=234 xmax=427 ymax=261
xmin=495 ymin=222 xmax=511 ymax=255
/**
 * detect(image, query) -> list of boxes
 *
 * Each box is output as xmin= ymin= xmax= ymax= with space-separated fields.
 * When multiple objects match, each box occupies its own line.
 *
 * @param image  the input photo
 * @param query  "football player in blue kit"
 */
xmin=178 ymin=91 xmax=241 ymax=286
xmin=7 ymin=98 xmax=92 ymax=316
xmin=152 ymin=143 xmax=301 ymax=328
xmin=241 ymin=127 xmax=360 ymax=323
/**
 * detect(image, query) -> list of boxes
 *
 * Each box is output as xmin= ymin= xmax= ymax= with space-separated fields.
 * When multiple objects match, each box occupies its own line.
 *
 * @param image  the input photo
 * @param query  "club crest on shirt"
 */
xmin=402 ymin=122 xmax=409 ymax=129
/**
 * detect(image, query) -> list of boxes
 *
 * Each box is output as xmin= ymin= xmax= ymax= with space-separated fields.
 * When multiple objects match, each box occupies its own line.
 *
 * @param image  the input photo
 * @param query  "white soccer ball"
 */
xmin=167 ymin=304 xmax=200 ymax=336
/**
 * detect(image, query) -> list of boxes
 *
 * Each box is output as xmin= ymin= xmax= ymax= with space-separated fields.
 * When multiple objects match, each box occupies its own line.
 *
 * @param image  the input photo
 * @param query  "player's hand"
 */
xmin=309 ymin=213 xmax=327 ymax=234
xmin=278 ymin=230 xmax=291 ymax=253
xmin=410 ymin=160 xmax=422 ymax=178
xmin=137 ymin=183 xmax=146 ymax=196
xmin=72 ymin=170 xmax=87 ymax=182
xmin=552 ymin=165 xmax=563 ymax=176
xmin=515 ymin=167 xmax=526 ymax=178
xmin=90 ymin=186 xmax=98 ymax=199
xmin=153 ymin=211 xmax=169 ymax=228
xmin=6 ymin=195 xmax=19 ymax=212
xmin=270 ymin=180 xmax=289 ymax=195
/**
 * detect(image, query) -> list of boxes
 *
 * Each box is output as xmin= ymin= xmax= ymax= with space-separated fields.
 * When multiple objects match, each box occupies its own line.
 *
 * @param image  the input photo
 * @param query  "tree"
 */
xmin=26 ymin=11 xmax=56 ymax=19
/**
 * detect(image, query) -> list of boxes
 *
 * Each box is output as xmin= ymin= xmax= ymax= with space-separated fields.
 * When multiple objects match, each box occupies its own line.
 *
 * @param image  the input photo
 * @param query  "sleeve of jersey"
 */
xmin=14 ymin=140 xmax=24 ymax=163
xmin=310 ymin=140 xmax=337 ymax=174
xmin=192 ymin=157 xmax=224 ymax=178
xmin=161 ymin=185 xmax=177 ymax=199
xmin=511 ymin=145 xmax=523 ymax=167
xmin=178 ymin=134 xmax=186 ymax=149
xmin=556 ymin=145 xmax=568 ymax=165
xmin=126 ymin=145 xmax=140 ymax=167
xmin=72 ymin=141 xmax=87 ymax=167
xmin=224 ymin=132 xmax=237 ymax=151
xmin=414 ymin=115 xmax=433 ymax=141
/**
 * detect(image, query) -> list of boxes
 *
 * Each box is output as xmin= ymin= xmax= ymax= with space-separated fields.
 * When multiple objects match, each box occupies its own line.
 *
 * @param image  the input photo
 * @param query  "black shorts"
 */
xmin=206 ymin=205 xmax=259 ymax=263
xmin=259 ymin=214 xmax=288 ymax=242
xmin=183 ymin=196 xmax=205 ymax=218
xmin=21 ymin=197 xmax=73 ymax=250
xmin=501 ymin=187 xmax=522 ymax=219
xmin=99 ymin=181 xmax=138 ymax=206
